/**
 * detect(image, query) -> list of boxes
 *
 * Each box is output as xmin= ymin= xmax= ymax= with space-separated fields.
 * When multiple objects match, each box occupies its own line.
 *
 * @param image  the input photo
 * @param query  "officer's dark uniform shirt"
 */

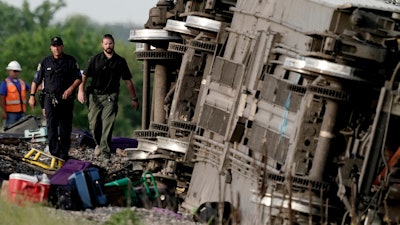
xmin=34 ymin=54 xmax=81 ymax=95
xmin=83 ymin=52 xmax=132 ymax=94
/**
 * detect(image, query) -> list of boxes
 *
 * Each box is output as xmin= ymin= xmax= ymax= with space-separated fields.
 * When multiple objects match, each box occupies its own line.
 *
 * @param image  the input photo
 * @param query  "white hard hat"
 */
xmin=6 ymin=61 xmax=22 ymax=71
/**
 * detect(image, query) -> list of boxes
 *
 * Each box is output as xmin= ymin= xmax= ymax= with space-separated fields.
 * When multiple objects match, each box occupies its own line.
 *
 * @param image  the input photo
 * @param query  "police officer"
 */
xmin=29 ymin=37 xmax=82 ymax=160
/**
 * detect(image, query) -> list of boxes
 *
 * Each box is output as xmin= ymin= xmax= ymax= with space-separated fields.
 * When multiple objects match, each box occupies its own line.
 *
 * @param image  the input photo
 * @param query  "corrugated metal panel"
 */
xmin=272 ymin=0 xmax=336 ymax=32
xmin=311 ymin=0 xmax=400 ymax=12
xmin=198 ymin=104 xmax=229 ymax=135
xmin=246 ymin=123 xmax=290 ymax=165
xmin=210 ymin=57 xmax=244 ymax=88
xmin=260 ymin=76 xmax=302 ymax=112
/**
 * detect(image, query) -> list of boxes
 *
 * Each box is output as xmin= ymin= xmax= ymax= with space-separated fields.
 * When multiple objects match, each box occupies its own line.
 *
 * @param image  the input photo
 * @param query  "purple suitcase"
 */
xmin=111 ymin=137 xmax=138 ymax=153
xmin=50 ymin=159 xmax=92 ymax=185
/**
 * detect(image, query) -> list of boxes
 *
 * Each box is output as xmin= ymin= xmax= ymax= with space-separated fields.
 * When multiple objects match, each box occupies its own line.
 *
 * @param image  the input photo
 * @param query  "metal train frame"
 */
xmin=127 ymin=0 xmax=400 ymax=224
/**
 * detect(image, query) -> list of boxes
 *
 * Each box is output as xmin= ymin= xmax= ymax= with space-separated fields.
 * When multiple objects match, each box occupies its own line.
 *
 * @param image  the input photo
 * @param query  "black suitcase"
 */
xmin=3 ymin=115 xmax=41 ymax=134
xmin=84 ymin=167 xmax=107 ymax=207
xmin=71 ymin=128 xmax=96 ymax=148
xmin=48 ymin=184 xmax=82 ymax=210
xmin=0 ymin=132 xmax=24 ymax=144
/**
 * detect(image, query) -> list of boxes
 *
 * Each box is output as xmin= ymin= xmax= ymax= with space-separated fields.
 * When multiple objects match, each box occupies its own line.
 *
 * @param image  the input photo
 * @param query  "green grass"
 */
xmin=0 ymin=199 xmax=91 ymax=225
xmin=104 ymin=209 xmax=143 ymax=225
xmin=0 ymin=197 xmax=96 ymax=225
xmin=0 ymin=196 xmax=143 ymax=225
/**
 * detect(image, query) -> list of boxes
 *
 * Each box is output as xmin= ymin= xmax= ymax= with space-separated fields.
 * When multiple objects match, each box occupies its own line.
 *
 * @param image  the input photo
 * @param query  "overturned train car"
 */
xmin=129 ymin=0 xmax=400 ymax=224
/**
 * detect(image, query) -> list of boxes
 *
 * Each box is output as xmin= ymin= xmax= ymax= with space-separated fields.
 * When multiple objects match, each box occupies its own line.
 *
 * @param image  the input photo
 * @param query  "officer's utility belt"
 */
xmin=41 ymin=91 xmax=60 ymax=99
xmin=91 ymin=89 xmax=116 ymax=95
xmin=42 ymin=91 xmax=69 ymax=107
xmin=46 ymin=92 xmax=60 ymax=107
xmin=41 ymin=90 xmax=58 ymax=97
xmin=92 ymin=89 xmax=106 ymax=95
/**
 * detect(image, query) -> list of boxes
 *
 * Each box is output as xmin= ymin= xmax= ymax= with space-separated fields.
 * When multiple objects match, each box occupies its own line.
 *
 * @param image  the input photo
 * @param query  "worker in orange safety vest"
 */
xmin=0 ymin=61 xmax=31 ymax=127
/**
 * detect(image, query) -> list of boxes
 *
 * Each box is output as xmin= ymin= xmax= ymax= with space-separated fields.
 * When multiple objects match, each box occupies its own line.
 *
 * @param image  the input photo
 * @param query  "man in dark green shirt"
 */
xmin=78 ymin=34 xmax=139 ymax=162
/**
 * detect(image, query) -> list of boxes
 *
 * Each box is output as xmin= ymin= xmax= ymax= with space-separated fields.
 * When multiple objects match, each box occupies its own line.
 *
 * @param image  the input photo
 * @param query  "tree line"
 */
xmin=0 ymin=0 xmax=144 ymax=137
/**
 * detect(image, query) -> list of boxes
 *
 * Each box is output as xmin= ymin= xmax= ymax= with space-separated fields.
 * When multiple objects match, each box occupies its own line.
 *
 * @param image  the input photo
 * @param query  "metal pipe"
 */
xmin=154 ymin=62 xmax=168 ymax=124
xmin=309 ymin=79 xmax=341 ymax=181
xmin=308 ymin=97 xmax=339 ymax=181
xmin=142 ymin=43 xmax=151 ymax=129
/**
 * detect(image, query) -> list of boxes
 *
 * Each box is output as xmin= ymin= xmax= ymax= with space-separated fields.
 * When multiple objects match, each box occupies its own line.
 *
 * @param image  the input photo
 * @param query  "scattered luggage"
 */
xmin=48 ymin=184 xmax=82 ymax=210
xmin=50 ymin=159 xmax=92 ymax=185
xmin=111 ymin=137 xmax=138 ymax=153
xmin=48 ymin=159 xmax=92 ymax=210
xmin=68 ymin=170 xmax=93 ymax=209
xmin=0 ymin=132 xmax=24 ymax=145
xmin=24 ymin=127 xmax=47 ymax=142
xmin=68 ymin=167 xmax=107 ymax=209
xmin=0 ymin=138 xmax=171 ymax=212
xmin=70 ymin=130 xmax=138 ymax=151
xmin=70 ymin=128 xmax=96 ymax=148
xmin=84 ymin=167 xmax=107 ymax=206
xmin=1 ymin=115 xmax=43 ymax=145
xmin=3 ymin=115 xmax=41 ymax=135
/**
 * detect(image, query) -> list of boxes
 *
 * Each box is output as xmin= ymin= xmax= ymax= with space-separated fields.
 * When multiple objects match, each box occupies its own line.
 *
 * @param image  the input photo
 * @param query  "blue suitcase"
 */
xmin=67 ymin=167 xmax=107 ymax=209
xmin=68 ymin=170 xmax=93 ymax=209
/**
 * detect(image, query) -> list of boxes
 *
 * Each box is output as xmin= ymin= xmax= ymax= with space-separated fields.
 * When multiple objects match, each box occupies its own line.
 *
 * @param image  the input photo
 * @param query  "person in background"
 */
xmin=29 ymin=37 xmax=82 ymax=160
xmin=78 ymin=34 xmax=139 ymax=162
xmin=0 ymin=61 xmax=31 ymax=127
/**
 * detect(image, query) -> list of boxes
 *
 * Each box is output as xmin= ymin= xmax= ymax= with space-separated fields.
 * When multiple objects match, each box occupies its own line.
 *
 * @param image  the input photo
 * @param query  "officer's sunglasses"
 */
xmin=13 ymin=70 xmax=20 ymax=73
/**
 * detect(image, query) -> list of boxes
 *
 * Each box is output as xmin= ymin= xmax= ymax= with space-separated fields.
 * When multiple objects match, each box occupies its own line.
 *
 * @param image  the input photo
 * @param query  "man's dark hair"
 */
xmin=103 ymin=34 xmax=114 ymax=42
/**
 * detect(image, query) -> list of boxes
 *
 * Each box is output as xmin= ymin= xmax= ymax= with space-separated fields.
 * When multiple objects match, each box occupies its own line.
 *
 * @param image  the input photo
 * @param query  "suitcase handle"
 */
xmin=142 ymin=171 xmax=159 ymax=199
xmin=93 ymin=180 xmax=106 ymax=196
xmin=28 ymin=128 xmax=41 ymax=132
